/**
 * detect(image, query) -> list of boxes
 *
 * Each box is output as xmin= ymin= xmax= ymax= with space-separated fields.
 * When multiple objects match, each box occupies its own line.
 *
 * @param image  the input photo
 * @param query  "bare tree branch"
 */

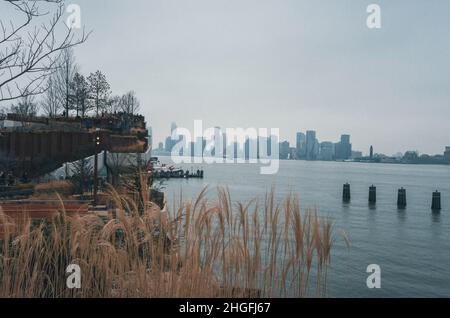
xmin=0 ymin=0 xmax=90 ymax=102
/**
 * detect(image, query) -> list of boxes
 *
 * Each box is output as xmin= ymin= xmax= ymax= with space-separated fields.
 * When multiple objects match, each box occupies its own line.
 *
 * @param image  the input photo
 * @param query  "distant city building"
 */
xmin=296 ymin=132 xmax=306 ymax=159
xmin=170 ymin=122 xmax=177 ymax=134
xmin=243 ymin=138 xmax=258 ymax=160
xmin=403 ymin=151 xmax=419 ymax=162
xmin=257 ymin=136 xmax=268 ymax=159
xmin=279 ymin=141 xmax=290 ymax=160
xmin=152 ymin=140 xmax=170 ymax=156
xmin=232 ymin=141 xmax=239 ymax=159
xmin=351 ymin=151 xmax=363 ymax=159
xmin=335 ymin=134 xmax=352 ymax=160
xmin=244 ymin=138 xmax=249 ymax=160
xmin=223 ymin=132 xmax=227 ymax=158
xmin=289 ymin=147 xmax=297 ymax=160
xmin=258 ymin=134 xmax=279 ymax=159
xmin=444 ymin=147 xmax=450 ymax=162
xmin=319 ymin=142 xmax=334 ymax=161
xmin=164 ymin=136 xmax=172 ymax=152
xmin=268 ymin=135 xmax=277 ymax=157
xmin=189 ymin=141 xmax=195 ymax=157
xmin=194 ymin=137 xmax=206 ymax=158
xmin=209 ymin=126 xmax=222 ymax=157
xmin=164 ymin=122 xmax=181 ymax=154
xmin=148 ymin=127 xmax=153 ymax=149
xmin=305 ymin=130 xmax=317 ymax=160
xmin=370 ymin=145 xmax=373 ymax=159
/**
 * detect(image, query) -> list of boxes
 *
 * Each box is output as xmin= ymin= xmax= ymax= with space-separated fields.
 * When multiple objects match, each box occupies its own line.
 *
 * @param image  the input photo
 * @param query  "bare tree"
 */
xmin=120 ymin=90 xmax=140 ymax=115
xmin=9 ymin=95 xmax=39 ymax=116
xmin=87 ymin=70 xmax=110 ymax=116
xmin=56 ymin=47 xmax=76 ymax=117
xmin=71 ymin=72 xmax=90 ymax=117
xmin=0 ymin=0 xmax=89 ymax=102
xmin=104 ymin=94 xmax=122 ymax=114
xmin=41 ymin=73 xmax=61 ymax=117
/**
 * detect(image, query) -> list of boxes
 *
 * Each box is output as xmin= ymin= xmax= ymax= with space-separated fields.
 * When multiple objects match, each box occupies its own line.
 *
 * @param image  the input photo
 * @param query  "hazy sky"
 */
xmin=68 ymin=0 xmax=450 ymax=155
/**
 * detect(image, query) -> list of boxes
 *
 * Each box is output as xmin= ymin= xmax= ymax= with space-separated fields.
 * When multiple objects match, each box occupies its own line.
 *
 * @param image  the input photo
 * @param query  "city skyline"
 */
xmin=153 ymin=121 xmax=449 ymax=159
xmin=56 ymin=0 xmax=450 ymax=155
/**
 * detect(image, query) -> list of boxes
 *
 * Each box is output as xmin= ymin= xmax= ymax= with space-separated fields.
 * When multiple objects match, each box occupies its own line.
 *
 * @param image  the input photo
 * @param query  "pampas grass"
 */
xmin=0 ymin=183 xmax=334 ymax=298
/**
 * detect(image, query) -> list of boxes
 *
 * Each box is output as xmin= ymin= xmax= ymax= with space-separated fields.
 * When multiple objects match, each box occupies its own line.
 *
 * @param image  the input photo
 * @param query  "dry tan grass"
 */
xmin=0 ymin=182 xmax=335 ymax=298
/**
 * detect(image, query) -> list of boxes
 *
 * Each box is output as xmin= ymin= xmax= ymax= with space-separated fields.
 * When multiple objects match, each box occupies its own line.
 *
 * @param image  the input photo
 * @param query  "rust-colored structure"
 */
xmin=0 ymin=113 xmax=148 ymax=178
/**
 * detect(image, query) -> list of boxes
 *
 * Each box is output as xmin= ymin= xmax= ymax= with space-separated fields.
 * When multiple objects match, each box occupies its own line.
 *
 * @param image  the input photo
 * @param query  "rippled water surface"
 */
xmin=159 ymin=158 xmax=450 ymax=297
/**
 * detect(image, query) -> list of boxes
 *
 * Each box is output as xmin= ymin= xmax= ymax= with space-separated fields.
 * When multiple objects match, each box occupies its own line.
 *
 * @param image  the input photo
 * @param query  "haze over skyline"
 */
xmin=56 ymin=1 xmax=450 ymax=154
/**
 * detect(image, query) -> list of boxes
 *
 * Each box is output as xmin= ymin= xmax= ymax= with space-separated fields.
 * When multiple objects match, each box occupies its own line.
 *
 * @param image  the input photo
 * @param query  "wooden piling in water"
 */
xmin=342 ymin=183 xmax=351 ymax=203
xmin=369 ymin=185 xmax=376 ymax=204
xmin=431 ymin=191 xmax=441 ymax=211
xmin=397 ymin=188 xmax=407 ymax=209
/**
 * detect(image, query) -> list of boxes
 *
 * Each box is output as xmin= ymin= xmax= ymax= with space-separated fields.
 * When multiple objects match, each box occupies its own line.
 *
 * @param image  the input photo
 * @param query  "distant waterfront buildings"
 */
xmin=351 ymin=151 xmax=363 ymax=159
xmin=153 ymin=123 xmax=449 ymax=166
xmin=403 ymin=151 xmax=419 ymax=162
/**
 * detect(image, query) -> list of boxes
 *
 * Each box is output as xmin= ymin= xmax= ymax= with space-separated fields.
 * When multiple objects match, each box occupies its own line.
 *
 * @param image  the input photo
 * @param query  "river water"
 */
xmin=158 ymin=157 xmax=450 ymax=297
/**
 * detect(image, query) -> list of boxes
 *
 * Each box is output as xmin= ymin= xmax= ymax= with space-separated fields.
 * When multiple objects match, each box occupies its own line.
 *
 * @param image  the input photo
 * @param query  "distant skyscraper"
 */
xmin=306 ymin=130 xmax=317 ymax=160
xmin=296 ymin=132 xmax=306 ymax=159
xmin=209 ymin=127 xmax=222 ymax=157
xmin=167 ymin=122 xmax=182 ymax=153
xmin=222 ymin=131 xmax=227 ymax=158
xmin=341 ymin=134 xmax=350 ymax=144
xmin=194 ymin=136 xmax=205 ymax=158
xmin=232 ymin=141 xmax=239 ymax=159
xmin=257 ymin=135 xmax=267 ymax=159
xmin=370 ymin=145 xmax=374 ymax=159
xmin=244 ymin=138 xmax=249 ymax=160
xmin=335 ymin=134 xmax=352 ymax=160
xmin=190 ymin=141 xmax=195 ymax=157
xmin=170 ymin=122 xmax=177 ymax=134
xmin=319 ymin=142 xmax=334 ymax=161
xmin=164 ymin=136 xmax=172 ymax=152
xmin=279 ymin=141 xmax=290 ymax=160
xmin=314 ymin=138 xmax=320 ymax=158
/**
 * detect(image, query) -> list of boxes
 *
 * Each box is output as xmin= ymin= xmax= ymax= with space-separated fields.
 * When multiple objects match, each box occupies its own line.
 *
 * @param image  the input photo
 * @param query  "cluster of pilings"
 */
xmin=342 ymin=183 xmax=443 ymax=212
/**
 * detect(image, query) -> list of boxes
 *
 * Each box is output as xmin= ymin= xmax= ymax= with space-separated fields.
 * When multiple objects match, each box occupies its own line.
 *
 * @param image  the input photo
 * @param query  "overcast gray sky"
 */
xmin=70 ymin=0 xmax=450 ymax=155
